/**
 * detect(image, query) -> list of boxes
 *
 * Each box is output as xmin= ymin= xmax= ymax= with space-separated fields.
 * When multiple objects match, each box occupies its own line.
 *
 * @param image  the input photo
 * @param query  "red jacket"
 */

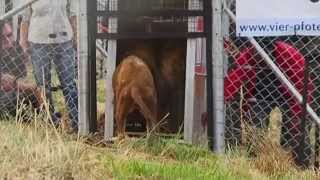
xmin=224 ymin=41 xmax=314 ymax=118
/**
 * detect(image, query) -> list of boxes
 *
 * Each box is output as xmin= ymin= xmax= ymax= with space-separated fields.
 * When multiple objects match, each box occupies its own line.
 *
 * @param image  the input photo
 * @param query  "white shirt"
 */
xmin=23 ymin=0 xmax=77 ymax=44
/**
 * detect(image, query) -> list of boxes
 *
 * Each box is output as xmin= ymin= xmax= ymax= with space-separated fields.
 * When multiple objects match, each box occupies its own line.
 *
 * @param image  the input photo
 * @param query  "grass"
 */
xmin=0 ymin=99 xmax=318 ymax=179
xmin=9 ymin=68 xmax=320 ymax=179
xmin=108 ymin=159 xmax=230 ymax=180
xmin=1 ymin=113 xmax=320 ymax=180
xmin=0 ymin=116 xmax=229 ymax=179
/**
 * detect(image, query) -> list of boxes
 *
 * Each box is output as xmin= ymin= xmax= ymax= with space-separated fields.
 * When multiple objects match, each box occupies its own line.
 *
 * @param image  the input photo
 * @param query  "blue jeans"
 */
xmin=30 ymin=41 xmax=78 ymax=129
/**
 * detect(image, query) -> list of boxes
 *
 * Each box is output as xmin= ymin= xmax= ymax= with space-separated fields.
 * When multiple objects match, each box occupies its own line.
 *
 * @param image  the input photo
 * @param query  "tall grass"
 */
xmin=1 ymin=115 xmax=320 ymax=179
xmin=1 ymin=102 xmax=320 ymax=179
xmin=0 ymin=104 xmax=236 ymax=180
xmin=0 ymin=115 xmax=110 ymax=179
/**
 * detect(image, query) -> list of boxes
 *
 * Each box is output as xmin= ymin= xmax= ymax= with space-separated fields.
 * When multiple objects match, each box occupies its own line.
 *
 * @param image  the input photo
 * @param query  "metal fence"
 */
xmin=223 ymin=0 xmax=320 ymax=168
xmin=0 ymin=0 xmax=79 ymax=131
xmin=2 ymin=0 xmax=320 ymax=170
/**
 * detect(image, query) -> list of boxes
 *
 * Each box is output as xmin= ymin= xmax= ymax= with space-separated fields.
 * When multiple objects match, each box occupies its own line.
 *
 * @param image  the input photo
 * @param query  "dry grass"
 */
xmin=0 ymin=116 xmax=233 ymax=179
xmin=250 ymin=130 xmax=296 ymax=177
xmin=229 ymin=108 xmax=320 ymax=179
xmin=244 ymin=108 xmax=295 ymax=176
xmin=0 ymin=121 xmax=111 ymax=179
xmin=1 ymin=95 xmax=320 ymax=179
xmin=1 ymin=113 xmax=320 ymax=179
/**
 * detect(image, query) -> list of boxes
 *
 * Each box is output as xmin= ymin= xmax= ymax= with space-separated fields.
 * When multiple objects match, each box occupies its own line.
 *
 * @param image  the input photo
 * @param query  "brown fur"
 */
xmin=158 ymin=40 xmax=186 ymax=132
xmin=120 ymin=41 xmax=159 ymax=75
xmin=113 ymin=55 xmax=158 ymax=138
xmin=98 ymin=40 xmax=187 ymax=134
xmin=160 ymin=41 xmax=186 ymax=90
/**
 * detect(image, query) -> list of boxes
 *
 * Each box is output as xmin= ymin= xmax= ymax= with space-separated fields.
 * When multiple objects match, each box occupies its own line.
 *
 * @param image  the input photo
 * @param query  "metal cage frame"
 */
xmin=85 ymin=0 xmax=214 ymax=148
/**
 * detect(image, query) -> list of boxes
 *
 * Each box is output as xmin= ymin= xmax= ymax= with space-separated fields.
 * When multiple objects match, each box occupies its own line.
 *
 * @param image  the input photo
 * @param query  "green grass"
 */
xmin=0 ymin=117 xmax=233 ymax=179
xmin=14 ymin=67 xmax=320 ymax=179
xmin=1 ymin=116 xmax=320 ymax=179
xmin=108 ymin=159 xmax=232 ymax=180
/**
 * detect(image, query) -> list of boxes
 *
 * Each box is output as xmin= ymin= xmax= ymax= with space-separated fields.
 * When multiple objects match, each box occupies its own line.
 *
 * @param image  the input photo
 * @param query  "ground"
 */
xmin=0 ymin=116 xmax=319 ymax=179
xmin=6 ymin=70 xmax=318 ymax=179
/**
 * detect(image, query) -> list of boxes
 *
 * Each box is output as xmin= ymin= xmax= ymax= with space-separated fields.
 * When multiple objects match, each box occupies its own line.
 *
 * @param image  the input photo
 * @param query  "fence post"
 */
xmin=184 ymin=0 xmax=201 ymax=144
xmin=0 ymin=20 xmax=3 ymax=84
xmin=315 ymin=124 xmax=320 ymax=169
xmin=0 ymin=0 xmax=3 ymax=80
xmin=212 ymin=0 xmax=225 ymax=153
xmin=87 ymin=0 xmax=98 ymax=133
xmin=78 ymin=0 xmax=90 ymax=135
xmin=298 ymin=47 xmax=311 ymax=168
xmin=104 ymin=0 xmax=118 ymax=140
xmin=0 ymin=1 xmax=3 ymax=84
xmin=0 ymin=1 xmax=4 ymax=15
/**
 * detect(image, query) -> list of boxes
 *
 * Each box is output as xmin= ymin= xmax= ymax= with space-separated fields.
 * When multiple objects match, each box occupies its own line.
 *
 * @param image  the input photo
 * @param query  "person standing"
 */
xmin=19 ymin=0 xmax=78 ymax=131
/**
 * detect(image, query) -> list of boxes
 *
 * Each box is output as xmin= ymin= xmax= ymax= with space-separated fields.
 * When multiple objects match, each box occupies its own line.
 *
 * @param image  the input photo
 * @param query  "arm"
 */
xmin=19 ymin=7 xmax=31 ymax=53
xmin=69 ymin=1 xmax=77 ymax=46
xmin=69 ymin=16 xmax=77 ymax=46
xmin=19 ymin=21 xmax=29 ymax=53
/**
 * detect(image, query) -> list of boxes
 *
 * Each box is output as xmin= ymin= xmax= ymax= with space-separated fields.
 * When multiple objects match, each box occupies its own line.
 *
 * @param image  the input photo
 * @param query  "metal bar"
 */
xmin=96 ymin=32 xmax=206 ymax=40
xmin=203 ymin=0 xmax=214 ymax=151
xmin=104 ymin=40 xmax=116 ymax=140
xmin=315 ymin=124 xmax=320 ymax=169
xmin=87 ymin=0 xmax=97 ymax=133
xmin=212 ymin=0 xmax=225 ymax=153
xmin=297 ymin=47 xmax=311 ymax=167
xmin=0 ymin=1 xmax=4 ymax=15
xmin=0 ymin=20 xmax=4 ymax=84
xmin=204 ymin=0 xmax=214 ymax=150
xmin=0 ymin=0 xmax=40 ymax=21
xmin=97 ymin=9 xmax=207 ymax=17
xmin=78 ymin=0 xmax=90 ymax=135
xmin=104 ymin=0 xmax=118 ymax=141
xmin=224 ymin=6 xmax=320 ymax=126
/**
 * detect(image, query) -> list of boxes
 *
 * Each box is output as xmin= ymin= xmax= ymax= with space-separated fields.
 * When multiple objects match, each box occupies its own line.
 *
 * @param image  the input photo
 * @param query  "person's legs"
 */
xmin=30 ymin=43 xmax=59 ymax=123
xmin=52 ymin=41 xmax=78 ymax=130
xmin=278 ymin=102 xmax=297 ymax=149
xmin=278 ymin=101 xmax=312 ymax=168
xmin=225 ymin=100 xmax=242 ymax=149
xmin=293 ymin=116 xmax=312 ymax=168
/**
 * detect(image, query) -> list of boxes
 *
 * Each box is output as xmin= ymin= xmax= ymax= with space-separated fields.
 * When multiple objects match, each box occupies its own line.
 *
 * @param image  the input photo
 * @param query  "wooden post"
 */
xmin=104 ymin=0 xmax=118 ymax=140
xmin=193 ymin=37 xmax=208 ymax=145
xmin=184 ymin=37 xmax=196 ymax=143
xmin=184 ymin=0 xmax=207 ymax=144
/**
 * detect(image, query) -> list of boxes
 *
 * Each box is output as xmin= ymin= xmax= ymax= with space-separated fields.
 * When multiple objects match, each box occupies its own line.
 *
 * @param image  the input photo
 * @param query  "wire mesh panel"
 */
xmin=96 ymin=0 xmax=206 ymax=39
xmin=0 ymin=0 xmax=79 ymax=132
xmin=223 ymin=0 xmax=320 ymax=168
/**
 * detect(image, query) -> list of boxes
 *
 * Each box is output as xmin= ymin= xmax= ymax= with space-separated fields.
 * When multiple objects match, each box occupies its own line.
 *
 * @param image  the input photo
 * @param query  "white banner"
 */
xmin=236 ymin=0 xmax=320 ymax=37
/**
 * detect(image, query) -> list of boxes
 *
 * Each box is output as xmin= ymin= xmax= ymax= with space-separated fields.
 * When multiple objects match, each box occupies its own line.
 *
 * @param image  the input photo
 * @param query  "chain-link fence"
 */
xmin=223 ymin=0 xmax=320 ymax=168
xmin=4 ymin=0 xmax=320 ymax=170
xmin=0 ymin=0 xmax=79 ymax=131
